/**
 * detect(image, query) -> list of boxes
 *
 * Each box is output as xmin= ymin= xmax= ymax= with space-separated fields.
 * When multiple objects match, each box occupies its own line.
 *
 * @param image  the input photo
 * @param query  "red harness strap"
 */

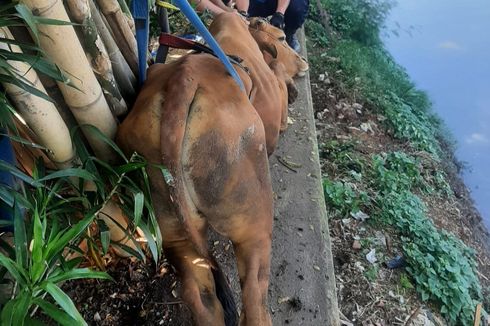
xmin=158 ymin=33 xmax=249 ymax=74
xmin=159 ymin=33 xmax=215 ymax=55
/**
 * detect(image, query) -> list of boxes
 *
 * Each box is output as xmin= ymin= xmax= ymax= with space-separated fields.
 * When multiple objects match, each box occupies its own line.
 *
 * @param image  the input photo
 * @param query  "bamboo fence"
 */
xmin=1 ymin=0 xmax=142 ymax=255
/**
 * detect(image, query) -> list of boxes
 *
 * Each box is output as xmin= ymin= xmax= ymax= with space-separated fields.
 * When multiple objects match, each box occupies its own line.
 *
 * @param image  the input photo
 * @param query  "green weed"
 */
xmin=371 ymin=153 xmax=482 ymax=324
xmin=364 ymin=265 xmax=378 ymax=282
xmin=323 ymin=179 xmax=369 ymax=217
xmin=400 ymin=273 xmax=414 ymax=290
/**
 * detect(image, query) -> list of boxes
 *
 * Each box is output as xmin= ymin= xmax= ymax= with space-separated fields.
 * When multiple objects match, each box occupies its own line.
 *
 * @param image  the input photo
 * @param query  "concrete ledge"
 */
xmin=267 ymin=30 xmax=340 ymax=325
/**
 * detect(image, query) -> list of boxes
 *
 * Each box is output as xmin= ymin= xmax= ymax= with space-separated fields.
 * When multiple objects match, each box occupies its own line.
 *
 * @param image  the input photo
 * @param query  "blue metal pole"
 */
xmin=0 ymin=131 xmax=15 ymax=232
xmin=131 ymin=0 xmax=150 ymax=86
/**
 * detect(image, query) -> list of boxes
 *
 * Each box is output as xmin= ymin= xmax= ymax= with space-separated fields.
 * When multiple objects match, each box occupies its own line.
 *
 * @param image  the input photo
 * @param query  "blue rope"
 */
xmin=171 ymin=0 xmax=245 ymax=91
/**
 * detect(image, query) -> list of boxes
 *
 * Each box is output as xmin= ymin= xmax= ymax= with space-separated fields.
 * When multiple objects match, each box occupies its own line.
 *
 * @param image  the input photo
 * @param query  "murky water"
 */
xmin=383 ymin=0 xmax=490 ymax=229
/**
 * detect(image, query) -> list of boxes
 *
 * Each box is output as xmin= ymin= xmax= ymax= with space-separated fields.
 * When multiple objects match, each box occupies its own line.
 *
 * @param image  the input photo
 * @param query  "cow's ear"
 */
xmin=262 ymin=43 xmax=277 ymax=59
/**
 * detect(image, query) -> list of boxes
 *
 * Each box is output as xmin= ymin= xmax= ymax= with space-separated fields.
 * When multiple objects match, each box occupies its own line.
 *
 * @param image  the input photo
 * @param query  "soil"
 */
xmin=309 ymin=53 xmax=490 ymax=325
xmin=61 ymin=258 xmax=191 ymax=326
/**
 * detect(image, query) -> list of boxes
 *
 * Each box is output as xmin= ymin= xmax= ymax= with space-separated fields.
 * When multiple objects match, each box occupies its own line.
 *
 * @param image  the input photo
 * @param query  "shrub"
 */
xmin=372 ymin=153 xmax=482 ymax=324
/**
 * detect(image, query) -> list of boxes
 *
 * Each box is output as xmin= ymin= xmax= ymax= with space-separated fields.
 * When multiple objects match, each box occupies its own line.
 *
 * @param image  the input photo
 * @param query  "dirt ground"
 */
xmin=310 ymin=64 xmax=490 ymax=325
xmin=61 ymin=258 xmax=191 ymax=325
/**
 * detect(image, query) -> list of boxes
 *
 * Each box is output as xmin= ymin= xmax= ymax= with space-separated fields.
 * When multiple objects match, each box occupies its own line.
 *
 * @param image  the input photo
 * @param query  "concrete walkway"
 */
xmin=266 ymin=30 xmax=339 ymax=326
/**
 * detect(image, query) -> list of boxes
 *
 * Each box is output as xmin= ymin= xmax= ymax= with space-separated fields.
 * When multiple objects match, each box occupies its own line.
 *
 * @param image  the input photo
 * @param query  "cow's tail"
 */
xmin=211 ymin=257 xmax=239 ymax=326
xmin=159 ymin=66 xmax=239 ymax=326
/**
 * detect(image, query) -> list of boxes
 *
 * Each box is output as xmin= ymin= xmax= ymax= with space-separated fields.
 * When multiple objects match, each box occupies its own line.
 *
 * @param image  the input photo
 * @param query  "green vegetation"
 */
xmin=308 ymin=0 xmax=485 ymax=324
xmin=0 ymin=5 xmax=161 ymax=325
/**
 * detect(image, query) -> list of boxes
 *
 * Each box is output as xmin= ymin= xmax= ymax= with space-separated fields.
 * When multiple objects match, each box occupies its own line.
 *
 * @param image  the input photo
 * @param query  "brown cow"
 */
xmin=117 ymin=12 xmax=304 ymax=326
xmin=248 ymin=17 xmax=309 ymax=80
xmin=210 ymin=13 xmax=308 ymax=155
xmin=118 ymin=54 xmax=271 ymax=325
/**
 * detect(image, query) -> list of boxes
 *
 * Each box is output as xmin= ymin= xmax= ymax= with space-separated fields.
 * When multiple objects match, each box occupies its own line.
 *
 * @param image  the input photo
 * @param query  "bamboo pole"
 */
xmin=39 ymin=75 xmax=80 ymax=133
xmin=89 ymin=0 xmax=136 ymax=103
xmin=66 ymin=0 xmax=128 ymax=117
xmin=96 ymin=0 xmax=139 ymax=76
xmin=20 ymin=0 xmax=118 ymax=163
xmin=99 ymin=199 xmax=140 ymax=258
xmin=0 ymin=27 xmax=76 ymax=169
xmin=117 ymin=0 xmax=131 ymax=17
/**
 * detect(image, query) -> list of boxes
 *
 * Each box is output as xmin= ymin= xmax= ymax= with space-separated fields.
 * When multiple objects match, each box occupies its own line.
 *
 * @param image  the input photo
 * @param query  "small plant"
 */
xmin=399 ymin=273 xmax=414 ymax=290
xmin=364 ymin=265 xmax=378 ymax=282
xmin=321 ymin=140 xmax=365 ymax=175
xmin=323 ymin=179 xmax=369 ymax=216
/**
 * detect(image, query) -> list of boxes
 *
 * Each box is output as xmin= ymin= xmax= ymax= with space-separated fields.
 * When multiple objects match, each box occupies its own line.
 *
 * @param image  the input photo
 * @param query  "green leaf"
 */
xmin=133 ymin=192 xmax=144 ymax=226
xmin=0 ymin=220 xmax=12 ymax=227
xmin=11 ymin=291 xmax=31 ymax=326
xmin=0 ymin=73 xmax=53 ymax=103
xmin=42 ymin=282 xmax=86 ymax=325
xmin=14 ymin=4 xmax=39 ymax=43
xmin=48 ymin=268 xmax=112 ymax=284
xmin=31 ymin=209 xmax=45 ymax=283
xmin=0 ymin=298 xmax=15 ymax=326
xmin=37 ymin=168 xmax=96 ymax=183
xmin=0 ymin=254 xmax=28 ymax=287
xmin=0 ymin=159 xmax=40 ymax=187
xmin=34 ymin=298 xmax=78 ymax=326
xmin=13 ymin=202 xmax=27 ymax=267
xmin=60 ymin=256 xmax=84 ymax=271
xmin=114 ymin=161 xmax=147 ymax=174
xmin=81 ymin=125 xmax=127 ymax=161
xmin=98 ymin=219 xmax=110 ymax=255
xmin=138 ymin=221 xmax=159 ymax=265
xmin=111 ymin=242 xmax=145 ymax=261
xmin=0 ymin=37 xmax=41 ymax=52
xmin=0 ymin=133 xmax=48 ymax=151
xmin=45 ymin=208 xmax=97 ymax=263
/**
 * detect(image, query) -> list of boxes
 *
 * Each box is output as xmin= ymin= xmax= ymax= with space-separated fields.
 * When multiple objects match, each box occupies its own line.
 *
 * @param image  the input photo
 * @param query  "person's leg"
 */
xmin=284 ymin=0 xmax=309 ymax=51
xmin=248 ymin=0 xmax=276 ymax=19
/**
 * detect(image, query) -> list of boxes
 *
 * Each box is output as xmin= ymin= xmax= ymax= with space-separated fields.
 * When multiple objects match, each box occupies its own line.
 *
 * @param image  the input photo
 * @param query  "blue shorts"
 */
xmin=248 ymin=0 xmax=309 ymax=36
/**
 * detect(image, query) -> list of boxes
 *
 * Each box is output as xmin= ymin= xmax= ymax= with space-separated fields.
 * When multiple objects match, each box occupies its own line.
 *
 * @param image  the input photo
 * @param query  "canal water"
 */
xmin=383 ymin=0 xmax=490 ymax=229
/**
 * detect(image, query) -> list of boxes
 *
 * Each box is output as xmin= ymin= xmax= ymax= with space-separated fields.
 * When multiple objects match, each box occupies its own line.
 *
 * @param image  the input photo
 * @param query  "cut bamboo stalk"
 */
xmin=96 ymin=0 xmax=139 ymax=76
xmin=99 ymin=199 xmax=140 ymax=258
xmin=0 ymin=27 xmax=76 ymax=169
xmin=116 ymin=0 xmax=135 ymax=34
xmin=66 ymin=0 xmax=128 ymax=116
xmin=12 ymin=118 xmax=58 ymax=173
xmin=117 ymin=0 xmax=131 ymax=17
xmin=39 ymin=75 xmax=80 ymax=133
xmin=89 ymin=0 xmax=136 ymax=103
xmin=20 ymin=0 xmax=118 ymax=163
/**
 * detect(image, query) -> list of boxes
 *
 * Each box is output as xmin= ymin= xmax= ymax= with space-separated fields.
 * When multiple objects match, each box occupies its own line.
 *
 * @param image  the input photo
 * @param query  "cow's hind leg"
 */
xmin=232 ymin=226 xmax=272 ymax=326
xmin=148 ymin=168 xmax=237 ymax=326
xmin=165 ymin=239 xmax=226 ymax=326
